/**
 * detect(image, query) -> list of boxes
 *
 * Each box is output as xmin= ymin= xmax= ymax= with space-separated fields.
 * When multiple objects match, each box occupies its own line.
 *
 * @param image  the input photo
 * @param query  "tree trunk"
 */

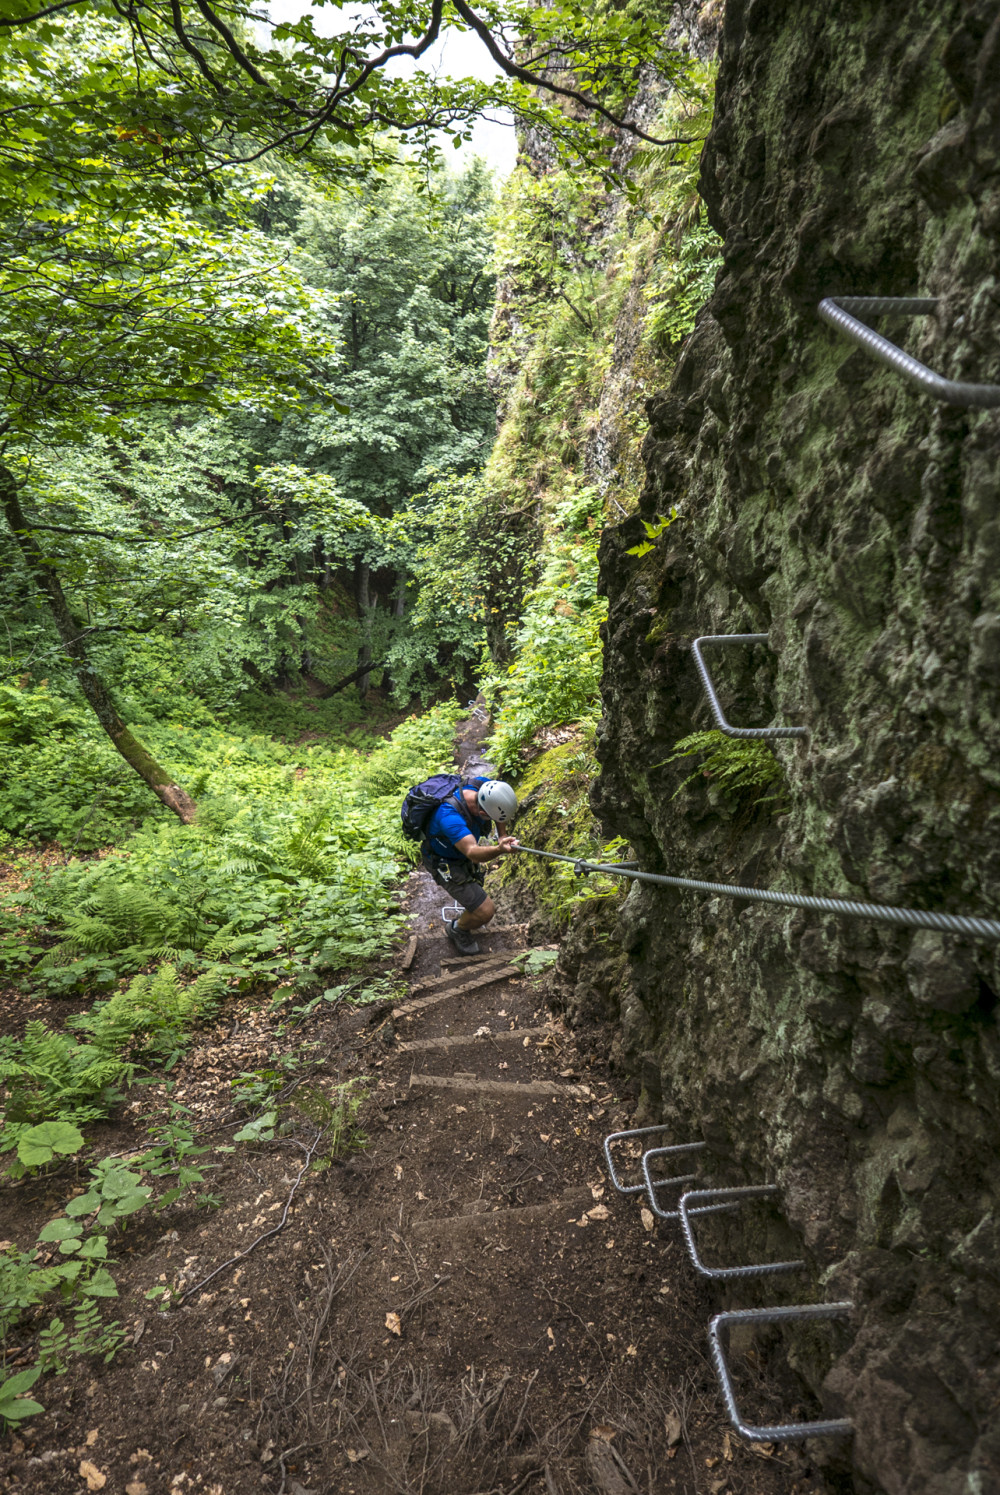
xmin=393 ymin=576 xmax=407 ymax=620
xmin=355 ymin=558 xmax=372 ymax=694
xmin=316 ymin=657 xmax=387 ymax=699
xmin=1 ymin=464 xmax=198 ymax=825
xmin=240 ymin=658 xmax=275 ymax=695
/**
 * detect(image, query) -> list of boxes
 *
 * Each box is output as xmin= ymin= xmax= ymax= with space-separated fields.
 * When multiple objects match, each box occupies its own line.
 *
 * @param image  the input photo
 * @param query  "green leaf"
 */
xmin=16 ymin=1121 xmax=85 ymax=1167
xmin=233 ymin=1110 xmax=277 ymax=1142
xmin=81 ymin=1268 xmax=118 ymax=1298
xmin=111 ymin=1190 xmax=152 ymax=1216
xmin=0 ymin=1396 xmax=45 ymax=1421
xmin=76 ymin=1236 xmax=109 ymax=1260
xmin=65 ymin=1192 xmax=101 ymax=1218
xmin=0 ymin=1368 xmax=42 ymax=1397
xmin=37 ymin=1217 xmax=84 ymax=1243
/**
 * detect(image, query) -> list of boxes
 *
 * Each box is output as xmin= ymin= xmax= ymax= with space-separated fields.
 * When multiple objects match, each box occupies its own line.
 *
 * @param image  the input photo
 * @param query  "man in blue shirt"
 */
xmin=423 ymin=778 xmax=520 ymax=954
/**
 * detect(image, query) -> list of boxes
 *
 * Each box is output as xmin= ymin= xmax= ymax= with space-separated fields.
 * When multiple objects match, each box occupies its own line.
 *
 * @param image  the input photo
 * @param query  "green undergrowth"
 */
xmin=1 ymin=697 xmax=461 ymax=1000
xmin=481 ymin=69 xmax=719 ymax=785
xmin=0 ymin=679 xmax=392 ymax=851
xmin=484 ymin=486 xmax=606 ymax=771
xmin=494 ymin=725 xmax=627 ymax=926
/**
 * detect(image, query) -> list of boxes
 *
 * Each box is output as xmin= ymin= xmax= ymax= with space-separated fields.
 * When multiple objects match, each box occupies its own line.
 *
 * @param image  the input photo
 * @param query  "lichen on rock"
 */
xmin=587 ymin=2 xmax=1000 ymax=1490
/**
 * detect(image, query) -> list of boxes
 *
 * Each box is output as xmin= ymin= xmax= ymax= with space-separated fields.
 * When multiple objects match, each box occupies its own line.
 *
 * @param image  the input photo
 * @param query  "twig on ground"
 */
xmin=180 ymin=1129 xmax=323 ymax=1299
xmin=508 ymin=1368 xmax=539 ymax=1445
xmin=399 ymin=1273 xmax=451 ymax=1322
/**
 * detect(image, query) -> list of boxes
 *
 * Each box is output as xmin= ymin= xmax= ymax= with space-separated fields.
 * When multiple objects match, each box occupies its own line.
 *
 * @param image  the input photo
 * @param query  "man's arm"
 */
xmin=452 ymin=833 xmax=519 ymax=864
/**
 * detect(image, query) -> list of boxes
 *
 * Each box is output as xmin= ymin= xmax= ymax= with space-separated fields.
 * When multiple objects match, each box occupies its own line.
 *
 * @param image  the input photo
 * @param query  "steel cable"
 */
xmin=513 ymin=845 xmax=1000 ymax=942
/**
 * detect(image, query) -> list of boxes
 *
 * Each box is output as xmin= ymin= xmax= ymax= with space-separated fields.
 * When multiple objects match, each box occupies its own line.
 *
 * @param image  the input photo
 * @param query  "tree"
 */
xmin=0 ymin=0 xmax=696 ymax=821
xmin=0 ymin=18 xmax=334 ymax=819
xmin=0 ymin=0 xmax=697 ymax=200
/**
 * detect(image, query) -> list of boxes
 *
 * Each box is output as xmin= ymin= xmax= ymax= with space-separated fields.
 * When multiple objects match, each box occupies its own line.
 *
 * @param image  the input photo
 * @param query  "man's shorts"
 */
xmin=422 ymin=854 xmax=488 ymax=912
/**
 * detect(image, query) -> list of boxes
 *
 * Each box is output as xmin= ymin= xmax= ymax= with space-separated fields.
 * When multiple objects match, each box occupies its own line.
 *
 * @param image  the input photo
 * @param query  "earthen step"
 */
xmin=397 ymin=1026 xmax=553 ymax=1055
xmin=409 ymin=950 xmax=521 ymax=995
xmin=392 ymin=965 xmax=519 ymax=1019
xmin=438 ymin=944 xmax=557 ymax=972
xmin=400 ymin=935 xmax=419 ymax=971
xmin=408 ymin=1072 xmax=593 ymax=1101
xmin=411 ymin=1187 xmax=593 ymax=1239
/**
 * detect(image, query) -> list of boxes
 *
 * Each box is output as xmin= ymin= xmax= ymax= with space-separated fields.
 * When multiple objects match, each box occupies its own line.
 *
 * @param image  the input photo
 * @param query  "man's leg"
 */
xmin=444 ymin=877 xmax=490 ymax=954
xmin=456 ymin=894 xmax=495 ymax=931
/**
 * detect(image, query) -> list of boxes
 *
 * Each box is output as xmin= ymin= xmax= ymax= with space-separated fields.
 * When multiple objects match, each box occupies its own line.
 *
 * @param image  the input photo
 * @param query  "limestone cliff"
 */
xmin=587 ymin=3 xmax=1000 ymax=1491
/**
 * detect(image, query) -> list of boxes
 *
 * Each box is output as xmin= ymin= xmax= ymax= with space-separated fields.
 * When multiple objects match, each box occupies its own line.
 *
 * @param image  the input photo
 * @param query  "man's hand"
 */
xmin=498 ymin=835 xmax=520 ymax=855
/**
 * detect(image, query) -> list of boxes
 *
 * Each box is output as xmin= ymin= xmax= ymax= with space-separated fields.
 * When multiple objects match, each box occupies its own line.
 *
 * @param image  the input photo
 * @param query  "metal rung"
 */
xmin=818 ymin=296 xmax=1000 ymax=410
xmin=440 ymin=901 xmax=463 ymax=924
xmin=709 ymin=1303 xmax=854 ymax=1442
xmin=691 ymin=635 xmax=807 ymax=741
xmin=678 ymin=1186 xmax=805 ymax=1279
xmin=604 ymin=1126 xmax=685 ymax=1194
xmin=641 ymin=1145 xmax=738 ymax=1222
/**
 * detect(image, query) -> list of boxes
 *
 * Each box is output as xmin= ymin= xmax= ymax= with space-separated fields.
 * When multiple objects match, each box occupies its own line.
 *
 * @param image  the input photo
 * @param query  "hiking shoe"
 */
xmin=446 ymin=919 xmax=480 ymax=956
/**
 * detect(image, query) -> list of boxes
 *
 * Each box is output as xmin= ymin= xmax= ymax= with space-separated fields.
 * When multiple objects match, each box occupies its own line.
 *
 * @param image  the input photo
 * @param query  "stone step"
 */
xmin=408 ymin=1072 xmax=593 ymax=1101
xmin=397 ymin=1026 xmax=553 ymax=1055
xmin=411 ymin=1187 xmax=593 ymax=1240
xmin=392 ymin=965 xmax=519 ymax=1020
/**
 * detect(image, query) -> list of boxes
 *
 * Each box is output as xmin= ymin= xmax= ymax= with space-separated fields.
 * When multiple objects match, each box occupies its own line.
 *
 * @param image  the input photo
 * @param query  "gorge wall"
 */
xmin=583 ymin=3 xmax=1000 ymax=1492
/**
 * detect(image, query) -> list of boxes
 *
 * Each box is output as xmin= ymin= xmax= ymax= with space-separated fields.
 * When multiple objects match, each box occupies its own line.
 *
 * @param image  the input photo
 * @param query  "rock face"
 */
xmin=588 ymin=3 xmax=1000 ymax=1491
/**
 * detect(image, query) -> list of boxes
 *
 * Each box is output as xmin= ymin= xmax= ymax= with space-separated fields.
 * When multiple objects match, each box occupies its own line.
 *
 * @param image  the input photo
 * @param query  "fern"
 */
xmin=660 ymin=731 xmax=788 ymax=808
xmin=70 ymin=964 xmax=226 ymax=1061
xmin=0 ymin=1022 xmax=128 ymax=1137
xmin=34 ymin=865 xmax=217 ymax=974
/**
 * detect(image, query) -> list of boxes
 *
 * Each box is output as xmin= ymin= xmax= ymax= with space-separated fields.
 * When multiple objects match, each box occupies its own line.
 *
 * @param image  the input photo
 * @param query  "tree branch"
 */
xmin=448 ymin=0 xmax=695 ymax=148
xmin=0 ymin=0 xmax=87 ymax=25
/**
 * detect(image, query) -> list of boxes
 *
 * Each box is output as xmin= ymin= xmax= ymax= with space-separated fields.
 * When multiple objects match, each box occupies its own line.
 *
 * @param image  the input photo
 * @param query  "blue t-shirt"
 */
xmin=425 ymin=779 xmax=490 ymax=861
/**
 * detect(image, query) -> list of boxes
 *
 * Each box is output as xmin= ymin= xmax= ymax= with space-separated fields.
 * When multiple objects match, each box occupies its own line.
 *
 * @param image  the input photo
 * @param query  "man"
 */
xmin=422 ymin=778 xmax=520 ymax=954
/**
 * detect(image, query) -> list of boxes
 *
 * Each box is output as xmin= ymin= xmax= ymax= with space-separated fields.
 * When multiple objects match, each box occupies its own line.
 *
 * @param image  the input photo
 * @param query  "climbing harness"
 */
xmin=709 ymin=1305 xmax=854 ymax=1443
xmin=818 ymin=296 xmax=1000 ymax=409
xmin=516 ymin=844 xmax=1000 ymax=942
xmin=691 ymin=635 xmax=807 ymax=739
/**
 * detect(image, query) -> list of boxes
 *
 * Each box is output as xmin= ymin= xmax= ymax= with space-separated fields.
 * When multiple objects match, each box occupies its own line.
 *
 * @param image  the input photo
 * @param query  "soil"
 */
xmin=0 ymin=713 xmax=836 ymax=1494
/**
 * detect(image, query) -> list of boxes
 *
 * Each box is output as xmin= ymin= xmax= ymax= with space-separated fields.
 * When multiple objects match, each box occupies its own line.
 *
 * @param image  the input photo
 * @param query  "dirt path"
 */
xmin=1 ymin=859 xmax=831 ymax=1495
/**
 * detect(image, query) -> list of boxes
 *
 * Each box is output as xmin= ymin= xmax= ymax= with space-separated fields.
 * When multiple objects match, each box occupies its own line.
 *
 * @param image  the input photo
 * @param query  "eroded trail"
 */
xmin=255 ymin=875 xmax=811 ymax=1495
xmin=1 ymin=873 xmax=821 ymax=1495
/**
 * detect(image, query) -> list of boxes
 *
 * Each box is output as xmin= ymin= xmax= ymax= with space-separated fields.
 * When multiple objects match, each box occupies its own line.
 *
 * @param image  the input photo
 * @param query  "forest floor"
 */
xmin=0 ymin=714 xmax=837 ymax=1495
xmin=0 ymin=874 xmax=836 ymax=1495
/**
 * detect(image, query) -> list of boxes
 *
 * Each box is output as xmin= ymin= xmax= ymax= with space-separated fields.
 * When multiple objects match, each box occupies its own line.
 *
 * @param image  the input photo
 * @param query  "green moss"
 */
xmin=497 ymin=727 xmax=628 ymax=926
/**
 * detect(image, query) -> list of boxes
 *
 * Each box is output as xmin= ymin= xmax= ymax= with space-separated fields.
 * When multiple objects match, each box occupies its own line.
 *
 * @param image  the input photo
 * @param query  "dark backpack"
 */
xmin=400 ymin=774 xmax=476 ymax=845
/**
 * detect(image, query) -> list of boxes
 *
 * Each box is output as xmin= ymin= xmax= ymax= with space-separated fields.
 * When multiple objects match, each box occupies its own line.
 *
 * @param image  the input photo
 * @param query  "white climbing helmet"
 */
xmin=476 ymin=780 xmax=518 ymax=824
